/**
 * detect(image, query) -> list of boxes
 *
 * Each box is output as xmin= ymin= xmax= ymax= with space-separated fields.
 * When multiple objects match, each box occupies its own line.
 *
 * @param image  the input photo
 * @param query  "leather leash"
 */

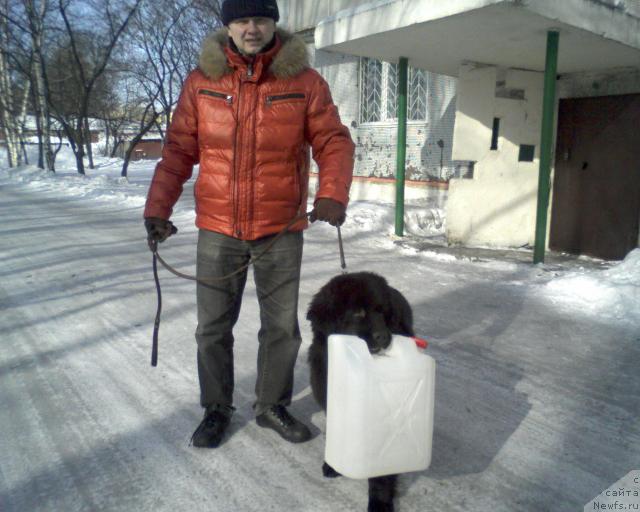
xmin=336 ymin=225 xmax=347 ymax=273
xmin=152 ymin=211 xmax=311 ymax=286
xmin=149 ymin=210 xmax=346 ymax=366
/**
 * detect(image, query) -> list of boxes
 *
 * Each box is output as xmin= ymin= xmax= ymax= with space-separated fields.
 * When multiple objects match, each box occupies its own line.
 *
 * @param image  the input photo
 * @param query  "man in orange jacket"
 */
xmin=144 ymin=0 xmax=354 ymax=448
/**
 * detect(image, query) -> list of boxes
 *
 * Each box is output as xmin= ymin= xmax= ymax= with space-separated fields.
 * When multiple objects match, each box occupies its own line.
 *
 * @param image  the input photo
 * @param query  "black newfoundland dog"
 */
xmin=307 ymin=271 xmax=414 ymax=512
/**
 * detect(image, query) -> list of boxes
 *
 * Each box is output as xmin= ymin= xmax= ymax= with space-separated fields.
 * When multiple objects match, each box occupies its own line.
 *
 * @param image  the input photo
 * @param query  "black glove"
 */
xmin=145 ymin=217 xmax=178 ymax=249
xmin=310 ymin=198 xmax=346 ymax=227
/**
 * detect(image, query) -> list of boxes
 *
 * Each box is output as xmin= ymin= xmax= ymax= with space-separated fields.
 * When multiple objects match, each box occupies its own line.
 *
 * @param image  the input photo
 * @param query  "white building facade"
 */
xmin=281 ymin=0 xmax=640 ymax=260
xmin=279 ymin=0 xmax=458 ymax=206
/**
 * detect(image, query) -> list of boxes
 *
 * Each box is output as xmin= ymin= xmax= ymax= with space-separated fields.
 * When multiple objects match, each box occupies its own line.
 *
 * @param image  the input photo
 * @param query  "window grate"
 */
xmin=386 ymin=62 xmax=398 ymax=120
xmin=360 ymin=58 xmax=429 ymax=123
xmin=360 ymin=58 xmax=383 ymax=123
xmin=408 ymin=67 xmax=428 ymax=121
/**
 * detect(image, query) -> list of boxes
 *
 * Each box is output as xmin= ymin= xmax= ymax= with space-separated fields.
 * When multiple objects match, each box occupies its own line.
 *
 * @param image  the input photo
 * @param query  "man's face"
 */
xmin=227 ymin=17 xmax=276 ymax=55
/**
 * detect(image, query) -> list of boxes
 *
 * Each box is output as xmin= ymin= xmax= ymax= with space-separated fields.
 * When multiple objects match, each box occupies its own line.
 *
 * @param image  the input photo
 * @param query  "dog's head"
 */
xmin=307 ymin=272 xmax=396 ymax=354
xmin=334 ymin=305 xmax=392 ymax=354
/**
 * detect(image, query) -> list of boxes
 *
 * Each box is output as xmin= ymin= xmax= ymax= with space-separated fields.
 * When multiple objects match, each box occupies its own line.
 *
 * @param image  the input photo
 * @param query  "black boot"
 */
xmin=191 ymin=406 xmax=232 ymax=448
xmin=256 ymin=405 xmax=311 ymax=443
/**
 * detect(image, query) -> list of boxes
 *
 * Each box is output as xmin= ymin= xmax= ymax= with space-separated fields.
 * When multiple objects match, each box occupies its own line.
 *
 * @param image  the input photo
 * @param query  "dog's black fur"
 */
xmin=307 ymin=272 xmax=414 ymax=512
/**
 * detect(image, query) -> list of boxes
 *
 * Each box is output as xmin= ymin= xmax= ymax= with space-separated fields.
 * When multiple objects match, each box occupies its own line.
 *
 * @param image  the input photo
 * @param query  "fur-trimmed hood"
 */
xmin=198 ymin=27 xmax=309 ymax=80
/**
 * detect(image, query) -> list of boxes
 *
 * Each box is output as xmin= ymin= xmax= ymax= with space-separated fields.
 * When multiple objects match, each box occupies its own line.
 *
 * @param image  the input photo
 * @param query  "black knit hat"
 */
xmin=221 ymin=0 xmax=280 ymax=26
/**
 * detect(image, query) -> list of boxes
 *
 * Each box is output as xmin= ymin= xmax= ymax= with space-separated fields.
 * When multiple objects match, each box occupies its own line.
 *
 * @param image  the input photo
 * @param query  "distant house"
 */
xmin=1 ymin=116 xmax=165 ymax=163
xmin=280 ymin=0 xmax=640 ymax=260
xmin=121 ymin=130 xmax=164 ymax=161
xmin=129 ymin=139 xmax=163 ymax=161
xmin=111 ymin=122 xmax=164 ymax=160
xmin=0 ymin=116 xmax=101 ymax=147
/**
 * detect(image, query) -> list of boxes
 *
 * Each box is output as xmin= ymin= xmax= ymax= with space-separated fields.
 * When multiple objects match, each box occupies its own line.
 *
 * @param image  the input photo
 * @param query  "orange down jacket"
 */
xmin=144 ymin=28 xmax=355 ymax=240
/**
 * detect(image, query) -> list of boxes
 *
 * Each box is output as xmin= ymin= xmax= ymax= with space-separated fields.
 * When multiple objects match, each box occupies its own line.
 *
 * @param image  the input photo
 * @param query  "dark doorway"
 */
xmin=550 ymin=94 xmax=640 ymax=260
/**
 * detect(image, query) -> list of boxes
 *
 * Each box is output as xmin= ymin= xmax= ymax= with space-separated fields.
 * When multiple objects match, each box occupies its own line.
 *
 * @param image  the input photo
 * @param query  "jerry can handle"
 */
xmin=413 ymin=336 xmax=428 ymax=349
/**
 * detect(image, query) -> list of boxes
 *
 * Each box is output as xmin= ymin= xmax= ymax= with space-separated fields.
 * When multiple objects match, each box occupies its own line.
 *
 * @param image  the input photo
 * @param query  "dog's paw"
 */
xmin=322 ymin=461 xmax=342 ymax=478
xmin=367 ymin=499 xmax=394 ymax=512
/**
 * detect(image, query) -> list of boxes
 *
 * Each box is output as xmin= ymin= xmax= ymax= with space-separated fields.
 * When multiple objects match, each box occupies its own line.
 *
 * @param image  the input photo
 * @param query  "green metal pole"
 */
xmin=533 ymin=31 xmax=559 ymax=263
xmin=395 ymin=57 xmax=408 ymax=236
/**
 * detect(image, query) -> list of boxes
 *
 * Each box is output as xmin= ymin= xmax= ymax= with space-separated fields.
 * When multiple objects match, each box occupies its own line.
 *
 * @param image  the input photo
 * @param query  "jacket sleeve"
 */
xmin=304 ymin=71 xmax=355 ymax=207
xmin=143 ymin=72 xmax=200 ymax=220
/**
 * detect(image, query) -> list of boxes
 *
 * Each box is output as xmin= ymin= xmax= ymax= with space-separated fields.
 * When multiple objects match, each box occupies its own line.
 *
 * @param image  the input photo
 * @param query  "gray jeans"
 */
xmin=195 ymin=229 xmax=303 ymax=415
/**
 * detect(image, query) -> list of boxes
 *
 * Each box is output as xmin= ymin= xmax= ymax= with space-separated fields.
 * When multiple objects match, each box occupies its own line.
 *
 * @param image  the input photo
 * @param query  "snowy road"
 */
xmin=1 ymin=169 xmax=639 ymax=512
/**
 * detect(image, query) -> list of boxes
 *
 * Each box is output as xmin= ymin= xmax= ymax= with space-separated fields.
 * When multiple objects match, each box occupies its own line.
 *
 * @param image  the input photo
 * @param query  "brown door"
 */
xmin=550 ymin=94 xmax=640 ymax=260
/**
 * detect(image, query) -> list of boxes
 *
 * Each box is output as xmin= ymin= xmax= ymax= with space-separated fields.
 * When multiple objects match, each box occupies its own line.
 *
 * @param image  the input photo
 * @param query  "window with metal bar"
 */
xmin=408 ymin=67 xmax=428 ymax=121
xmin=359 ymin=58 xmax=429 ymax=124
xmin=360 ymin=58 xmax=383 ymax=123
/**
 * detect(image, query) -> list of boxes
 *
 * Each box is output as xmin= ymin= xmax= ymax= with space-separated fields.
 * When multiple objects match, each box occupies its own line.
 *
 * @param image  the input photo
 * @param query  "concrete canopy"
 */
xmin=314 ymin=0 xmax=640 ymax=76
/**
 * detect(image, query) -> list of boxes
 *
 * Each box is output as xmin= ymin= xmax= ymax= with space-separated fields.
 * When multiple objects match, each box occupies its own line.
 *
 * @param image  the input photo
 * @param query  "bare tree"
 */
xmin=0 ymin=1 xmax=28 ymax=167
xmin=98 ymin=70 xmax=151 ymax=160
xmin=118 ymin=0 xmax=220 ymax=177
xmin=2 ymin=0 xmax=221 ymax=174
xmin=96 ymin=66 xmax=132 ymax=157
xmin=24 ymin=0 xmax=54 ymax=171
xmin=1 ymin=0 xmax=58 ymax=171
xmin=49 ymin=0 xmax=142 ymax=175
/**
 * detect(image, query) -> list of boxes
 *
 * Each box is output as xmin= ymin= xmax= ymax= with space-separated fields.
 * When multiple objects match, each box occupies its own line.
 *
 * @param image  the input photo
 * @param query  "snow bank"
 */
xmin=4 ymin=165 xmax=146 ymax=208
xmin=544 ymin=249 xmax=640 ymax=326
xmin=1 ymin=149 xmax=149 ymax=209
xmin=341 ymin=200 xmax=445 ymax=239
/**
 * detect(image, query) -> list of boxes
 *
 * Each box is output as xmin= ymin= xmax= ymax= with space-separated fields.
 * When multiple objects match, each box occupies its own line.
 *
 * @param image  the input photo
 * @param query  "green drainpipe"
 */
xmin=533 ymin=31 xmax=559 ymax=263
xmin=395 ymin=57 xmax=408 ymax=236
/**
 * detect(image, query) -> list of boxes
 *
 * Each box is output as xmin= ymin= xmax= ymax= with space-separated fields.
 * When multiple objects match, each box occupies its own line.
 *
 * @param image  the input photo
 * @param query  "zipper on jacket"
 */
xmin=247 ymin=62 xmax=254 ymax=78
xmin=199 ymin=89 xmax=233 ymax=104
xmin=266 ymin=93 xmax=306 ymax=106
xmin=232 ymin=82 xmax=243 ymax=238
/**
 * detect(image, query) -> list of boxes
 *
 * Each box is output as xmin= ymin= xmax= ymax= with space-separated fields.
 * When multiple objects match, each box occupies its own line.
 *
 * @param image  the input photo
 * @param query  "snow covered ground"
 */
xmin=1 ymin=148 xmax=638 ymax=511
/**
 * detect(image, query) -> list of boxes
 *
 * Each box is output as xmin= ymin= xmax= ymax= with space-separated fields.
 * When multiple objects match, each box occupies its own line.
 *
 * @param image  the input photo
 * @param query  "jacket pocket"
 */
xmin=198 ymin=89 xmax=233 ymax=104
xmin=265 ymin=92 xmax=306 ymax=106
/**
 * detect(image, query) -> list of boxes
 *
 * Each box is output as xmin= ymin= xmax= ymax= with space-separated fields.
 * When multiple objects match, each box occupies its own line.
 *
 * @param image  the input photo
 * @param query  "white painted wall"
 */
xmin=448 ymin=64 xmax=640 ymax=250
xmin=447 ymin=63 xmax=545 ymax=248
xmin=451 ymin=65 xmax=495 ymax=163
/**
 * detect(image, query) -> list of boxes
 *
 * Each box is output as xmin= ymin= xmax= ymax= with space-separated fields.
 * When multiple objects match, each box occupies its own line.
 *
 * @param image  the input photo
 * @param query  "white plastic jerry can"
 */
xmin=324 ymin=334 xmax=435 ymax=479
